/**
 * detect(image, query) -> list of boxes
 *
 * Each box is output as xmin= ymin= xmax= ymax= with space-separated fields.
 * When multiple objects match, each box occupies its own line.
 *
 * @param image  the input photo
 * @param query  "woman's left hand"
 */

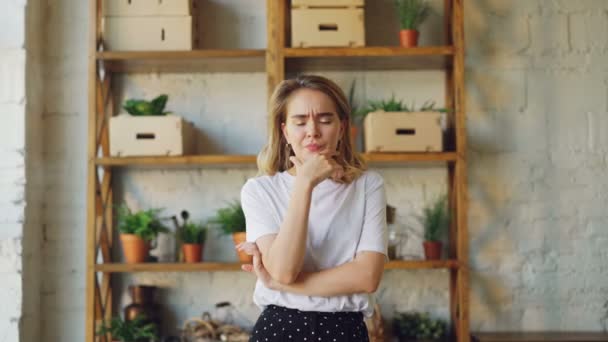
xmin=236 ymin=242 xmax=278 ymax=290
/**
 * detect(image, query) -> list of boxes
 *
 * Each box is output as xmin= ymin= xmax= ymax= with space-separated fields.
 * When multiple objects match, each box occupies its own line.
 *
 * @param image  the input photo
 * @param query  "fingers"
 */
xmin=236 ymin=242 xmax=260 ymax=256
xmin=289 ymin=156 xmax=302 ymax=168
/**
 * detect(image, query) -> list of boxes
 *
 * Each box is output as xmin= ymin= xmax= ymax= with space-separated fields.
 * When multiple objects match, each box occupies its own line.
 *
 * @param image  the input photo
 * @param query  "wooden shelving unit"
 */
xmin=94 ymin=152 xmax=458 ymax=167
xmin=86 ymin=0 xmax=469 ymax=341
xmin=95 ymin=259 xmax=461 ymax=273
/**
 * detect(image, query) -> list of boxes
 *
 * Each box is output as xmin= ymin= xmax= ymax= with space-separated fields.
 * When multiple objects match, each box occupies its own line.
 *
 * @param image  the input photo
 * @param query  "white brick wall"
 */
xmin=16 ymin=0 xmax=608 ymax=341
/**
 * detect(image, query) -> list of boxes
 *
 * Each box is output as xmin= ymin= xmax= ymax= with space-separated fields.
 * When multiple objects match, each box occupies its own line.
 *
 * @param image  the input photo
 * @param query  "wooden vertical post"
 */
xmin=266 ymin=0 xmax=286 ymax=100
xmin=452 ymin=0 xmax=469 ymax=341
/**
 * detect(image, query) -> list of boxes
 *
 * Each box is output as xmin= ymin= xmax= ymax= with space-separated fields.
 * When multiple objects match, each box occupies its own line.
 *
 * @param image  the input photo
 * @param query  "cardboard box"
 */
xmin=109 ymin=114 xmax=196 ymax=156
xmin=103 ymin=0 xmax=192 ymax=17
xmin=363 ymin=111 xmax=444 ymax=152
xmin=291 ymin=8 xmax=365 ymax=47
xmin=292 ymin=0 xmax=364 ymax=8
xmin=103 ymin=16 xmax=194 ymax=51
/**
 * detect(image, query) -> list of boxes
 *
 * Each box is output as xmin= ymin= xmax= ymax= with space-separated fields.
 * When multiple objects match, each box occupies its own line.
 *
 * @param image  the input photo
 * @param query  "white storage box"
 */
xmin=291 ymin=7 xmax=365 ymax=47
xmin=109 ymin=114 xmax=196 ymax=156
xmin=364 ymin=111 xmax=444 ymax=152
xmin=103 ymin=16 xmax=194 ymax=51
xmin=103 ymin=0 xmax=193 ymax=17
xmin=292 ymin=0 xmax=364 ymax=7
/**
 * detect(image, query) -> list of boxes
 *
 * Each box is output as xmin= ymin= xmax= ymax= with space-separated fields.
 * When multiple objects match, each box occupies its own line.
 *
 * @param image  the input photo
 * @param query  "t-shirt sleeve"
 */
xmin=241 ymin=179 xmax=280 ymax=243
xmin=356 ymin=173 xmax=388 ymax=258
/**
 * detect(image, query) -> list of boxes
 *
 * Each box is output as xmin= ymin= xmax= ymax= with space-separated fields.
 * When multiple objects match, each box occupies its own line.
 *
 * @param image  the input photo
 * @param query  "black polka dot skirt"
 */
xmin=250 ymin=304 xmax=369 ymax=342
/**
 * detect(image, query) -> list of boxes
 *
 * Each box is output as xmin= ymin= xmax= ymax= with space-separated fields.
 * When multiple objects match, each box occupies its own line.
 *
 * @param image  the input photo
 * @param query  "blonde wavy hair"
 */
xmin=257 ymin=75 xmax=367 ymax=184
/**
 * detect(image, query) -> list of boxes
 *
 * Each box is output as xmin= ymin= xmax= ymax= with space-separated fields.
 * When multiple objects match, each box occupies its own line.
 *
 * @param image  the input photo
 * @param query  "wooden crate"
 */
xmin=103 ymin=16 xmax=194 ymax=51
xmin=364 ymin=111 xmax=444 ymax=152
xmin=109 ymin=114 xmax=196 ymax=157
xmin=291 ymin=7 xmax=365 ymax=47
xmin=103 ymin=0 xmax=192 ymax=16
xmin=292 ymin=0 xmax=364 ymax=8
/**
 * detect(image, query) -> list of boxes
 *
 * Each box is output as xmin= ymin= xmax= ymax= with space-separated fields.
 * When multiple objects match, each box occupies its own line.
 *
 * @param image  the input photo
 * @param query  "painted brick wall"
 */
xmin=21 ymin=0 xmax=608 ymax=341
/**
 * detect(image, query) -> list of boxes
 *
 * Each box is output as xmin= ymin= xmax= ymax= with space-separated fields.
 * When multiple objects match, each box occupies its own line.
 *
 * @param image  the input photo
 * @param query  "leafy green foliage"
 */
xmin=394 ymin=0 xmax=431 ymax=31
xmin=123 ymin=94 xmax=170 ymax=116
xmin=358 ymin=96 xmax=450 ymax=119
xmin=116 ymin=205 xmax=169 ymax=242
xmin=180 ymin=222 xmax=207 ymax=244
xmin=393 ymin=311 xmax=447 ymax=341
xmin=418 ymin=194 xmax=449 ymax=242
xmin=211 ymin=201 xmax=246 ymax=235
xmin=96 ymin=315 xmax=158 ymax=342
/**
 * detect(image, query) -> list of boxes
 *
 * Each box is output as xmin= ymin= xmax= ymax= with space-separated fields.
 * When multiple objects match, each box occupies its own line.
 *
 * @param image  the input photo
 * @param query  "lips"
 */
xmin=305 ymin=144 xmax=323 ymax=152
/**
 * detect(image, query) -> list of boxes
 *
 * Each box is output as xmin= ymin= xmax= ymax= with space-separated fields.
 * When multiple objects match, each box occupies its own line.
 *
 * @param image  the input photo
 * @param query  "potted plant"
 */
xmin=117 ymin=205 xmax=170 ymax=264
xmin=179 ymin=222 xmax=207 ymax=263
xmin=96 ymin=315 xmax=158 ymax=342
xmin=394 ymin=0 xmax=431 ymax=47
xmin=392 ymin=311 xmax=447 ymax=341
xmin=123 ymin=94 xmax=171 ymax=116
xmin=418 ymin=194 xmax=449 ymax=260
xmin=212 ymin=201 xmax=251 ymax=263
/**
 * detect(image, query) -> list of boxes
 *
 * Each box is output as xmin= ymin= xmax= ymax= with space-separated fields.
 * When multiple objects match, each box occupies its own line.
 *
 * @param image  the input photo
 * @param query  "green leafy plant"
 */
xmin=418 ymin=194 xmax=449 ymax=242
xmin=395 ymin=0 xmax=431 ymax=31
xmin=96 ymin=315 xmax=158 ymax=342
xmin=212 ymin=201 xmax=246 ymax=235
xmin=393 ymin=311 xmax=447 ymax=341
xmin=116 ymin=205 xmax=170 ymax=242
xmin=123 ymin=94 xmax=171 ymax=116
xmin=179 ymin=222 xmax=207 ymax=244
xmin=359 ymin=96 xmax=450 ymax=119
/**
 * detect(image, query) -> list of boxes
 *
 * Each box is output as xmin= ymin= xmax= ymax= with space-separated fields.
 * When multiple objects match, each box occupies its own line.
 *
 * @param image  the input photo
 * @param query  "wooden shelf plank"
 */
xmin=95 ymin=260 xmax=459 ymax=273
xmin=385 ymin=259 xmax=460 ymax=270
xmin=284 ymin=46 xmax=454 ymax=71
xmin=284 ymin=46 xmax=454 ymax=58
xmin=97 ymin=49 xmax=266 ymax=60
xmin=95 ymin=262 xmax=244 ymax=273
xmin=97 ymin=49 xmax=266 ymax=73
xmin=95 ymin=152 xmax=457 ymax=167
xmin=364 ymin=152 xmax=457 ymax=163
xmin=471 ymin=332 xmax=608 ymax=342
xmin=95 ymin=155 xmax=257 ymax=166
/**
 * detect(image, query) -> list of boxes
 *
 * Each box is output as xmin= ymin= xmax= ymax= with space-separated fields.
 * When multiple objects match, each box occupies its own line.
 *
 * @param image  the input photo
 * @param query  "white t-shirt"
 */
xmin=240 ymin=170 xmax=387 ymax=317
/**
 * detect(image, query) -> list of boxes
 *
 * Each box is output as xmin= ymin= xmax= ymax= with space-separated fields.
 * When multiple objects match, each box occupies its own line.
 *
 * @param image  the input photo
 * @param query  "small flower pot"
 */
xmin=182 ymin=243 xmax=203 ymax=263
xmin=232 ymin=232 xmax=253 ymax=263
xmin=120 ymin=233 xmax=150 ymax=263
xmin=399 ymin=29 xmax=419 ymax=47
xmin=350 ymin=125 xmax=358 ymax=150
xmin=423 ymin=241 xmax=442 ymax=260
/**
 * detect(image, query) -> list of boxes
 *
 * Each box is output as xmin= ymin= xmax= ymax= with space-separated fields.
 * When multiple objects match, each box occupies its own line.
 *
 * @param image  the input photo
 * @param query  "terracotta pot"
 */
xmin=120 ymin=234 xmax=150 ymax=263
xmin=182 ymin=243 xmax=203 ymax=263
xmin=399 ymin=29 xmax=419 ymax=47
xmin=232 ymin=232 xmax=253 ymax=263
xmin=423 ymin=241 xmax=442 ymax=260
xmin=350 ymin=126 xmax=358 ymax=150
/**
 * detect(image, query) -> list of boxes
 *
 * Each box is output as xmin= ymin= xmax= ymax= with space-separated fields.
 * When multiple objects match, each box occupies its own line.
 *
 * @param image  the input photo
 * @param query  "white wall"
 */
xmin=8 ymin=0 xmax=607 ymax=341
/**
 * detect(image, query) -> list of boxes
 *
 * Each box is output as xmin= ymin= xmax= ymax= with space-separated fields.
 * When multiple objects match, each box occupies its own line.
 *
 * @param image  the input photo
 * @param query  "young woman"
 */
xmin=238 ymin=75 xmax=387 ymax=342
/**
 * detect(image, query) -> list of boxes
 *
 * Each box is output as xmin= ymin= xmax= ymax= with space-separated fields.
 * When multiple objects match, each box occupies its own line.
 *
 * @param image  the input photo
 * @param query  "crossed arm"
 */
xmin=241 ymin=235 xmax=386 ymax=297
xmin=241 ymin=172 xmax=387 ymax=297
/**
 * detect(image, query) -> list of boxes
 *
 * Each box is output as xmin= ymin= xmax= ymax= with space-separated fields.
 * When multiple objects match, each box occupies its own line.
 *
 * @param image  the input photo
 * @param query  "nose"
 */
xmin=305 ymin=119 xmax=320 ymax=137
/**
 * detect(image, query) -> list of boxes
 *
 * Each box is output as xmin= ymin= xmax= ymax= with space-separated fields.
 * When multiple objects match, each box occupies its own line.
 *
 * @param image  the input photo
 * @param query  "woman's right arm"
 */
xmin=250 ymin=153 xmax=343 ymax=285
xmin=255 ymin=177 xmax=313 ymax=284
